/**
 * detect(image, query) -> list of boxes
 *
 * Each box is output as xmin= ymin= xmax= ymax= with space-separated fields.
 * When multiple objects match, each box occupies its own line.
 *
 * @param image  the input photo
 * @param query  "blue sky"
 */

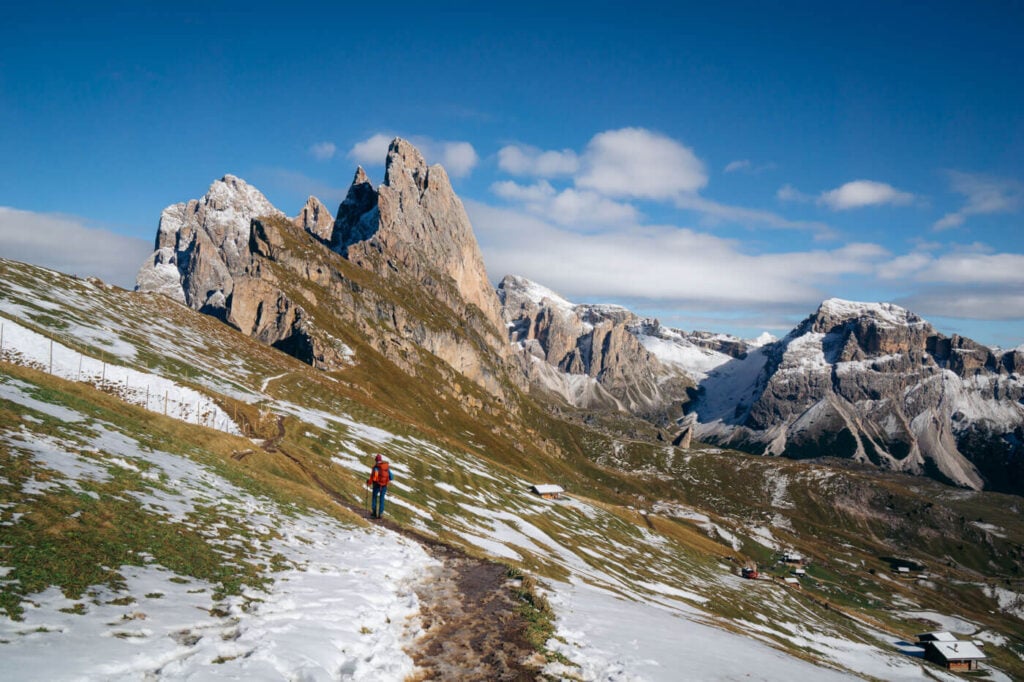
xmin=1 ymin=2 xmax=1022 ymax=346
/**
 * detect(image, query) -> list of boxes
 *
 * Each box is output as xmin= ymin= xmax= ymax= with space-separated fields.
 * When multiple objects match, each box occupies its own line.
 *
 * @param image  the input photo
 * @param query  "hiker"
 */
xmin=366 ymin=454 xmax=393 ymax=519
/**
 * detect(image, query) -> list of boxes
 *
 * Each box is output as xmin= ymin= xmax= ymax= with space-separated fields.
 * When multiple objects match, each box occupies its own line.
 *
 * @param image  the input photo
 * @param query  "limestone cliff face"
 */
xmin=135 ymin=175 xmax=283 ymax=316
xmin=498 ymin=275 xmax=691 ymax=419
xmin=293 ymin=196 xmax=334 ymax=242
xmin=134 ymin=142 xmax=515 ymax=403
xmin=691 ymin=299 xmax=1024 ymax=493
xmin=335 ymin=140 xmax=507 ymax=341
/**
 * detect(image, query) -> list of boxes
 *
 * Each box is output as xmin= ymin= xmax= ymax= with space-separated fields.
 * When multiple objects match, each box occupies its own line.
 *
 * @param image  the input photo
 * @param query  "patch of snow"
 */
xmin=897 ymin=611 xmax=977 ymax=635
xmin=545 ymin=581 xmax=855 ymax=681
xmin=0 ymin=318 xmax=240 ymax=435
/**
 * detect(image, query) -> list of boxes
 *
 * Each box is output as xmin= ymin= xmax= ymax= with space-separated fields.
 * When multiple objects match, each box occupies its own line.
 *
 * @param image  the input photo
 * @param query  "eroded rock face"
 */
xmin=498 ymin=275 xmax=691 ymax=418
xmin=340 ymin=140 xmax=507 ymax=341
xmin=293 ymin=196 xmax=334 ymax=243
xmin=134 ymin=143 xmax=516 ymax=402
xmin=692 ymin=298 xmax=1024 ymax=493
xmin=135 ymin=175 xmax=283 ymax=316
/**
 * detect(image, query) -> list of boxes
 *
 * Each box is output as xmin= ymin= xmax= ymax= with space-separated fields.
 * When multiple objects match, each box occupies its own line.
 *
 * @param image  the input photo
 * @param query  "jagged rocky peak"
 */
xmin=687 ymin=296 xmax=1024 ymax=494
xmin=332 ymin=166 xmax=379 ymax=253
xmin=293 ymin=196 xmax=334 ymax=242
xmin=341 ymin=138 xmax=506 ymax=336
xmin=499 ymin=274 xmax=689 ymax=416
xmin=795 ymin=297 xmax=936 ymax=361
xmin=499 ymin=275 xmax=633 ymax=326
xmin=135 ymin=174 xmax=282 ymax=312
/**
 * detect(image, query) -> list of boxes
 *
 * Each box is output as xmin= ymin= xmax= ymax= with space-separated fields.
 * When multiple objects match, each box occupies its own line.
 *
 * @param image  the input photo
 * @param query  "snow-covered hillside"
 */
xmin=3 ymin=259 xmax=1021 ymax=680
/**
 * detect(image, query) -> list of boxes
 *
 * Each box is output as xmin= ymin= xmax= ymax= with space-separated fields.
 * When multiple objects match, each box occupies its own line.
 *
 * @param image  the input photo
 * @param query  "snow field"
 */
xmin=0 ymin=317 xmax=241 ymax=435
xmin=544 ymin=581 xmax=855 ymax=681
xmin=0 ymin=376 xmax=437 ymax=681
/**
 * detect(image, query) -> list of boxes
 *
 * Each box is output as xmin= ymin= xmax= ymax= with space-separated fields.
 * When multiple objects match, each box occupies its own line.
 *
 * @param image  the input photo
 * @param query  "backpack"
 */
xmin=373 ymin=461 xmax=390 ymax=487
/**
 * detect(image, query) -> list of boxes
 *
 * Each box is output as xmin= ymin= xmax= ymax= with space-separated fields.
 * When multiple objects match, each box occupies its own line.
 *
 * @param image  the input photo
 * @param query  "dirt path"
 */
xmin=260 ymin=418 xmax=544 ymax=681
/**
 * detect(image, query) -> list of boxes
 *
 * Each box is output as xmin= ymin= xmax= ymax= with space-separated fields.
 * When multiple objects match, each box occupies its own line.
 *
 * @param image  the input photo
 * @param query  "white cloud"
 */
xmin=725 ymin=159 xmax=777 ymax=175
xmin=309 ymin=141 xmax=337 ymax=161
xmin=724 ymin=159 xmax=751 ymax=173
xmin=878 ymin=250 xmax=1024 ymax=286
xmin=348 ymin=133 xmax=394 ymax=166
xmin=0 ymin=207 xmax=152 ymax=289
xmin=898 ymin=289 xmax=1024 ymax=321
xmin=777 ymin=184 xmax=812 ymax=203
xmin=675 ymin=193 xmax=834 ymax=236
xmin=348 ymin=134 xmax=478 ymax=178
xmin=498 ymin=145 xmax=579 ymax=177
xmin=491 ymin=180 xmax=639 ymax=226
xmin=431 ymin=140 xmax=479 ymax=178
xmin=466 ymin=200 xmax=884 ymax=309
xmin=492 ymin=129 xmax=829 ymax=234
xmin=492 ymin=179 xmax=556 ymax=204
xmin=933 ymin=170 xmax=1023 ymax=231
xmin=575 ymin=127 xmax=708 ymax=199
xmin=818 ymin=180 xmax=915 ymax=210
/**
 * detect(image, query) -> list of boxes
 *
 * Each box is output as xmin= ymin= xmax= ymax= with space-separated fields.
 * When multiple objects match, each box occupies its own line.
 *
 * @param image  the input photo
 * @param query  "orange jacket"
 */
xmin=367 ymin=461 xmax=392 ymax=487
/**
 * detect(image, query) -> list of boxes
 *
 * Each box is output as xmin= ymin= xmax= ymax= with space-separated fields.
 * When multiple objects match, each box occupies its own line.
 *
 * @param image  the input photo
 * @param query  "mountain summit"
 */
xmin=135 ymin=138 xmax=512 ymax=399
xmin=687 ymin=297 xmax=1024 ymax=491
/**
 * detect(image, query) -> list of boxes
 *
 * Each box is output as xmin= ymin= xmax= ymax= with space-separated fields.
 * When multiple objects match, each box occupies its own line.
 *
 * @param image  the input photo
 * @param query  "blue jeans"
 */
xmin=372 ymin=484 xmax=388 ymax=517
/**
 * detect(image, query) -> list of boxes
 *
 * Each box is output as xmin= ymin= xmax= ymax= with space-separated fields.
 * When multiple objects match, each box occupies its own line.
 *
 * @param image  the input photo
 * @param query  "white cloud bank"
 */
xmin=818 ymin=180 xmax=915 ymax=210
xmin=0 ymin=207 xmax=152 ymax=289
xmin=493 ymin=128 xmax=825 ymax=234
xmin=491 ymin=180 xmax=639 ymax=227
xmin=467 ymin=199 xmax=886 ymax=310
xmin=933 ymin=171 xmax=1022 ymax=230
xmin=348 ymin=134 xmax=479 ymax=178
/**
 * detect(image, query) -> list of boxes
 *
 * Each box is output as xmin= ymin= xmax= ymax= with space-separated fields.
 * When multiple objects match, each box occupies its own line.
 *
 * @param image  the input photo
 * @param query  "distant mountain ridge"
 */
xmin=134 ymin=140 xmax=1024 ymax=494
xmin=496 ymin=277 xmax=1024 ymax=494
xmin=688 ymin=298 xmax=1024 ymax=492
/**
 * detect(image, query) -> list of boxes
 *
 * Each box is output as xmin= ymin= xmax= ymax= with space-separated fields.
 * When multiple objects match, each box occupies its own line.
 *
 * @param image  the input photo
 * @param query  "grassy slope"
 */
xmin=3 ymin=256 xmax=1024 ymax=678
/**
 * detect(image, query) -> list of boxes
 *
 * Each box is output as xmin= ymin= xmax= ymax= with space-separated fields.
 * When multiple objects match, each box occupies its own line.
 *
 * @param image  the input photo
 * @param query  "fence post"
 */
xmin=49 ymin=338 xmax=53 ymax=374
xmin=164 ymin=390 xmax=168 ymax=416
xmin=77 ymin=354 xmax=82 ymax=382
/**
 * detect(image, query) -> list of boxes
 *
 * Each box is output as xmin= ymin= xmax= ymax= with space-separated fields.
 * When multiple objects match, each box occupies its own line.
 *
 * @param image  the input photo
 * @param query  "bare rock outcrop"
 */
xmin=293 ymin=196 xmax=334 ymax=242
xmin=338 ymin=140 xmax=507 ymax=341
xmin=691 ymin=298 xmax=1024 ymax=493
xmin=134 ymin=142 xmax=517 ymax=403
xmin=499 ymin=275 xmax=691 ymax=419
xmin=135 ymin=174 xmax=283 ymax=317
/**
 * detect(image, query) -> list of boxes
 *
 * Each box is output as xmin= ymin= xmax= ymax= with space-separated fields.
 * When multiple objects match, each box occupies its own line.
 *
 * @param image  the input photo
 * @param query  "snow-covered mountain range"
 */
xmin=498 ymin=275 xmax=1024 ymax=494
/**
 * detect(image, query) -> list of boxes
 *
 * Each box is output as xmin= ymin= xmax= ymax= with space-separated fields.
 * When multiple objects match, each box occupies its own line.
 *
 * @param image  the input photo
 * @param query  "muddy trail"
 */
xmin=259 ymin=418 xmax=544 ymax=681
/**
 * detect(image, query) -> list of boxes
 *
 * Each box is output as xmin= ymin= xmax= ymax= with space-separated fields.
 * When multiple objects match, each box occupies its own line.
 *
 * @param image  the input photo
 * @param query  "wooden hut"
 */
xmin=530 ymin=484 xmax=564 ymax=500
xmin=916 ymin=633 xmax=986 ymax=672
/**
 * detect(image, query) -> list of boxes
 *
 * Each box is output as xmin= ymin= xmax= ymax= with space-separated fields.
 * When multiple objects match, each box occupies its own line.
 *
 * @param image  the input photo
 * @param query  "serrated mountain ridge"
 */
xmin=133 ymin=143 xmax=1022 ymax=494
